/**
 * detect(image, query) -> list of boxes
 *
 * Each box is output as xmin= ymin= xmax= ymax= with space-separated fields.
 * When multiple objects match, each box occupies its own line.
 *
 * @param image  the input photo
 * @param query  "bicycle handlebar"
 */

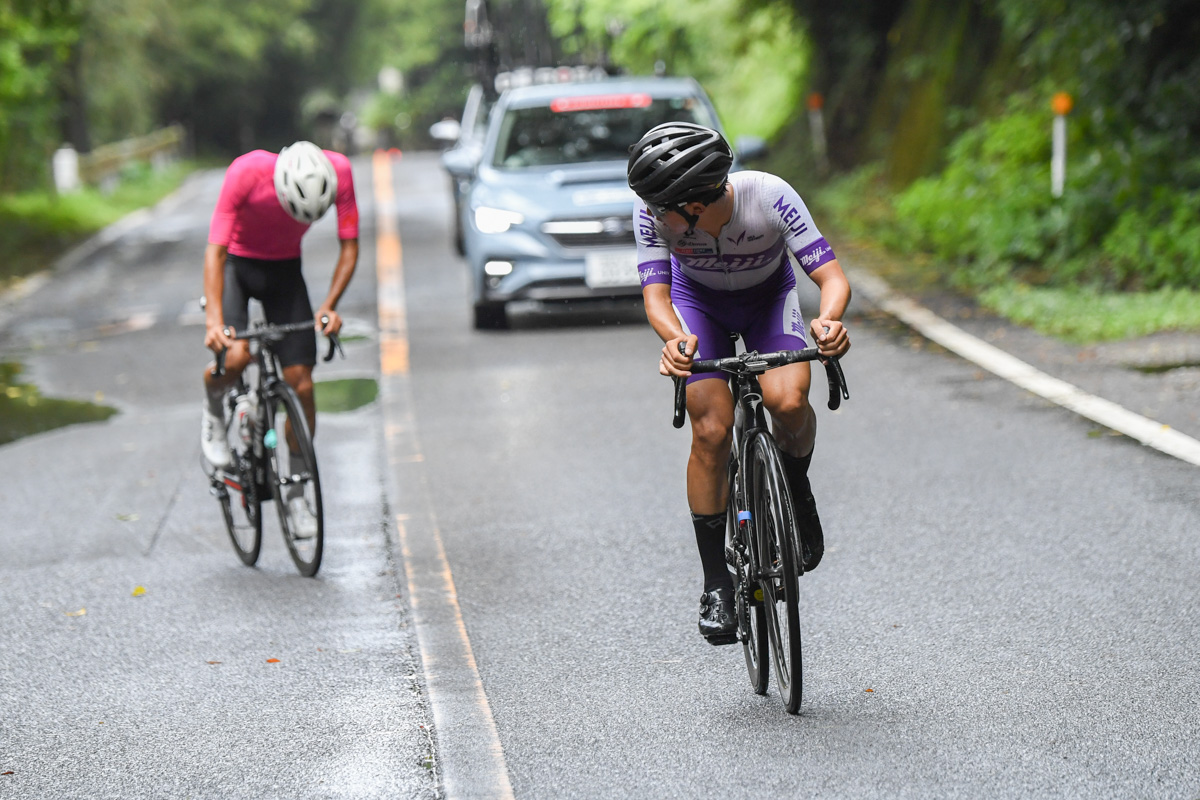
xmin=211 ymin=316 xmax=344 ymax=377
xmin=670 ymin=342 xmax=849 ymax=429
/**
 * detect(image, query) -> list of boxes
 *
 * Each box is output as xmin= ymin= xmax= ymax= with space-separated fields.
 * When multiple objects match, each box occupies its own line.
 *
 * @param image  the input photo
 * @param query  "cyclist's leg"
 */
xmin=257 ymin=258 xmax=318 ymax=443
xmin=674 ymin=298 xmax=736 ymax=515
xmin=744 ymin=283 xmax=824 ymax=569
xmin=204 ymin=257 xmax=254 ymax=399
xmin=201 ymin=259 xmax=252 ymax=466
xmin=674 ymin=297 xmax=739 ymax=641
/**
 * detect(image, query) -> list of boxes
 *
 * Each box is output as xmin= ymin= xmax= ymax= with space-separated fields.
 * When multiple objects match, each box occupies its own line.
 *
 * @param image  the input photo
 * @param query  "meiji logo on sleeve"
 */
xmin=772 ymin=196 xmax=808 ymax=237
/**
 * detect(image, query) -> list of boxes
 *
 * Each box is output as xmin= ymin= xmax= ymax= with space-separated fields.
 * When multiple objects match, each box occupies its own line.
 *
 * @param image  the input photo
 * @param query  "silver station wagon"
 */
xmin=452 ymin=75 xmax=761 ymax=329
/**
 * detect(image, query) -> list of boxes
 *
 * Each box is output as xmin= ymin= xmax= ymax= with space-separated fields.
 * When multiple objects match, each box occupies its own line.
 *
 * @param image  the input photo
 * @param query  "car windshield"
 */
xmin=492 ymin=93 xmax=716 ymax=168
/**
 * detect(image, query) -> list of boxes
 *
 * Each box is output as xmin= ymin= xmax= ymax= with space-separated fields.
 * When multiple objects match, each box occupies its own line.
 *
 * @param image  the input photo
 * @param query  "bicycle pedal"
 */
xmin=704 ymin=632 xmax=739 ymax=647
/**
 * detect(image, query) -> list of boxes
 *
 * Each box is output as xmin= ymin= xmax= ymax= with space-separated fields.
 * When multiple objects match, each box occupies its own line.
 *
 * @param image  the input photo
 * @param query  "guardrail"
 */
xmin=53 ymin=125 xmax=186 ymax=194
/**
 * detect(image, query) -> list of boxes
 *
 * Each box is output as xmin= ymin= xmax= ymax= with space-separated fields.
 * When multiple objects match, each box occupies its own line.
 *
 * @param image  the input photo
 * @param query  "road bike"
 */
xmin=206 ymin=318 xmax=343 ymax=577
xmin=672 ymin=335 xmax=848 ymax=713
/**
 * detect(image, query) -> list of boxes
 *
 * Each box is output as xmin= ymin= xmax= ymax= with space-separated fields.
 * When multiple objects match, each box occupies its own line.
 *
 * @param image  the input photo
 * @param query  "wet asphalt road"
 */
xmin=2 ymin=152 xmax=1199 ymax=798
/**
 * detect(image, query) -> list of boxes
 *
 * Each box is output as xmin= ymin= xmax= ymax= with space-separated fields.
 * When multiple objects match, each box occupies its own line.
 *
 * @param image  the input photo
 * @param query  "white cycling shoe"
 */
xmin=287 ymin=495 xmax=319 ymax=540
xmin=201 ymin=406 xmax=232 ymax=468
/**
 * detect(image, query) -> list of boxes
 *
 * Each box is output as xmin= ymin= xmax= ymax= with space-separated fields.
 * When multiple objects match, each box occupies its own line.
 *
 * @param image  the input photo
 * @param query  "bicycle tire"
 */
xmin=214 ymin=378 xmax=263 ymax=566
xmin=729 ymin=458 xmax=769 ymax=695
xmin=216 ymin=456 xmax=263 ymax=566
xmin=749 ymin=432 xmax=804 ymax=714
xmin=263 ymin=383 xmax=324 ymax=577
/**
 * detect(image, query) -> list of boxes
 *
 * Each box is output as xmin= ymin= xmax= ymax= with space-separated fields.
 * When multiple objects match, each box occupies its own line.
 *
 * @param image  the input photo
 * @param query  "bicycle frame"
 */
xmin=209 ymin=320 xmax=322 ymax=487
xmin=669 ymin=337 xmax=849 ymax=710
xmin=206 ymin=317 xmax=342 ymax=576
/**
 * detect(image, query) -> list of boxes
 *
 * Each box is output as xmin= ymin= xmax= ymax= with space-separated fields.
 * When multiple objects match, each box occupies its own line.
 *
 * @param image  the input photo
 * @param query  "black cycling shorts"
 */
xmin=222 ymin=254 xmax=316 ymax=367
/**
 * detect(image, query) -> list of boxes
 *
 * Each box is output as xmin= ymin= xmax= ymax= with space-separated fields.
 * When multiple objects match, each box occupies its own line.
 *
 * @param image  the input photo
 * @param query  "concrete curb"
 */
xmin=847 ymin=266 xmax=1200 ymax=468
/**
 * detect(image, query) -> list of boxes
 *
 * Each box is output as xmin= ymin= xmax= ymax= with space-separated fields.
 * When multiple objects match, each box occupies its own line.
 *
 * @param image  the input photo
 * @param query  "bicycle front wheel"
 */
xmin=729 ymin=457 xmax=768 ymax=695
xmin=263 ymin=383 xmax=324 ymax=577
xmin=214 ymin=456 xmax=263 ymax=566
xmin=749 ymin=433 xmax=804 ymax=714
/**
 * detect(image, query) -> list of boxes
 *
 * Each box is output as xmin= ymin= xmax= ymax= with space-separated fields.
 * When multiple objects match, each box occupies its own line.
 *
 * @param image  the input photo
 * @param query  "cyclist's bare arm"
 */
xmin=642 ymin=282 xmax=698 ymax=378
xmin=203 ymin=243 xmax=235 ymax=352
xmin=315 ymin=237 xmax=358 ymax=335
xmin=807 ymin=259 xmax=852 ymax=358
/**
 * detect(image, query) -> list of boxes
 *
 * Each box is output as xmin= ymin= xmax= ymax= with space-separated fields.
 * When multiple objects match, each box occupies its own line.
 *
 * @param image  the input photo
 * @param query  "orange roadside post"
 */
xmin=1051 ymin=92 xmax=1072 ymax=198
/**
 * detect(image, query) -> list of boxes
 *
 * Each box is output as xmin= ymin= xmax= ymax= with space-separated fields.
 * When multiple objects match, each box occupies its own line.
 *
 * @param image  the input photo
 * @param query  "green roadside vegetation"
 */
xmin=0 ymin=161 xmax=199 ymax=288
xmin=762 ymin=0 xmax=1200 ymax=347
xmin=799 ymin=100 xmax=1200 ymax=344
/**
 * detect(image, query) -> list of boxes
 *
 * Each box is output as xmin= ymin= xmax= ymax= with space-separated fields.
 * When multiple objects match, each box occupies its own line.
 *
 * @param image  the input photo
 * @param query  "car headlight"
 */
xmin=474 ymin=207 xmax=525 ymax=234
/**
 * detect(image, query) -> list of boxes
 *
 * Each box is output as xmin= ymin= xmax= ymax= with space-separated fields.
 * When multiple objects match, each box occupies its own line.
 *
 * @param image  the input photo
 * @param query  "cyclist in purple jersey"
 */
xmin=628 ymin=122 xmax=851 ymax=644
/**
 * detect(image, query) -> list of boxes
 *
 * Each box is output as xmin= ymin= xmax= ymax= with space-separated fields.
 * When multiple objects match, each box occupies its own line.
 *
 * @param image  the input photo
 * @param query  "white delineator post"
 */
xmin=1051 ymin=91 xmax=1073 ymax=199
xmin=53 ymin=145 xmax=80 ymax=194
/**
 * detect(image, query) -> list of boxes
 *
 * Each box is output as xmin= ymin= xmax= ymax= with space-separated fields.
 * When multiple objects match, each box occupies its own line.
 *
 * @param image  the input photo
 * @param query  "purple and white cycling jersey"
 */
xmin=633 ymin=171 xmax=837 ymax=382
xmin=633 ymin=170 xmax=835 ymax=292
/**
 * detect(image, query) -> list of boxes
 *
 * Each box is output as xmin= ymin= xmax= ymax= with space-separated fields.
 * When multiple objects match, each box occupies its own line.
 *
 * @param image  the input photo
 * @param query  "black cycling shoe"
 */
xmin=698 ymin=586 xmax=738 ymax=645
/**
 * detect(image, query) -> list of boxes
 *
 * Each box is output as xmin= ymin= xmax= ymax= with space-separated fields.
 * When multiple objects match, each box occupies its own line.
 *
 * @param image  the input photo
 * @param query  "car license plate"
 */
xmin=585 ymin=249 xmax=639 ymax=288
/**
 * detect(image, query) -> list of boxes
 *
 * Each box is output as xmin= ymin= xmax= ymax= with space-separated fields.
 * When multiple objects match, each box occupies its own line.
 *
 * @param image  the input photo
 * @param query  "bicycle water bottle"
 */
xmin=234 ymin=394 xmax=256 ymax=451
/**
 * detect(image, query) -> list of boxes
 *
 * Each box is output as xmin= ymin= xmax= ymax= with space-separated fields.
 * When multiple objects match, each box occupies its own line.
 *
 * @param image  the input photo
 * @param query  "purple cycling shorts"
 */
xmin=672 ymin=266 xmax=809 ymax=384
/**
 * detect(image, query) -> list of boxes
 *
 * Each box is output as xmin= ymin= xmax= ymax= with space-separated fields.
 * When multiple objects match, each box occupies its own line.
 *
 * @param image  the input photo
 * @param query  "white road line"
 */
xmin=850 ymin=268 xmax=1200 ymax=467
xmin=373 ymin=150 xmax=516 ymax=800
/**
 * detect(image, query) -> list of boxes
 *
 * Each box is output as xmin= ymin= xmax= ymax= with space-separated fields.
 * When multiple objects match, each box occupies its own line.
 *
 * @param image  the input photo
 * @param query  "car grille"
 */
xmin=541 ymin=216 xmax=635 ymax=249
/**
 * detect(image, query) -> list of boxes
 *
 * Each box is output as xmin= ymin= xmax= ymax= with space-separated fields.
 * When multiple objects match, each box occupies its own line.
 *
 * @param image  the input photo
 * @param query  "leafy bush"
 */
xmin=891 ymin=100 xmax=1063 ymax=286
xmin=1100 ymin=187 xmax=1200 ymax=290
xmin=887 ymin=95 xmax=1200 ymax=291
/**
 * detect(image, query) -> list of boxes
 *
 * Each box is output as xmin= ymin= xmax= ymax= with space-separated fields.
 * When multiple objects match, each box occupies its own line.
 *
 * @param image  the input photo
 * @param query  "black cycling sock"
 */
xmin=781 ymin=449 xmax=824 ymax=570
xmin=780 ymin=450 xmax=813 ymax=498
xmin=692 ymin=512 xmax=733 ymax=593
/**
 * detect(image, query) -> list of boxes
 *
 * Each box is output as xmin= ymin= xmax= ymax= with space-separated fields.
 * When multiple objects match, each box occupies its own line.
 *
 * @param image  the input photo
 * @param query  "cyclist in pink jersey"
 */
xmin=200 ymin=141 xmax=358 ymax=535
xmin=628 ymin=123 xmax=850 ymax=644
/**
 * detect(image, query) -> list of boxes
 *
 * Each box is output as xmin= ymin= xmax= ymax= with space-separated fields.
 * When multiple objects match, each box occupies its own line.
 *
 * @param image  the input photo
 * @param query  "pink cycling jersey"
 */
xmin=208 ymin=149 xmax=358 ymax=261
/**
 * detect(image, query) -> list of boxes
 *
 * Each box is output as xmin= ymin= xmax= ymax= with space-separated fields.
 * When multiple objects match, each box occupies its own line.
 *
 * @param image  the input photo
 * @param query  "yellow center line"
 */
xmin=373 ymin=149 xmax=409 ymax=376
xmin=374 ymin=152 xmax=516 ymax=796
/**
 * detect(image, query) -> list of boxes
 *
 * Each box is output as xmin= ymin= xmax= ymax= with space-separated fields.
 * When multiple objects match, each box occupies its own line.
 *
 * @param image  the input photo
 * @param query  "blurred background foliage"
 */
xmin=0 ymin=0 xmax=1197 ymax=315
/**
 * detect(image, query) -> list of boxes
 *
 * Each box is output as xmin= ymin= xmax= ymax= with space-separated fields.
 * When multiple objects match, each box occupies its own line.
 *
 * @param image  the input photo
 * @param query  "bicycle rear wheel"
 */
xmin=729 ymin=459 xmax=769 ymax=695
xmin=749 ymin=433 xmax=804 ymax=714
xmin=213 ymin=456 xmax=263 ymax=566
xmin=263 ymin=383 xmax=324 ymax=577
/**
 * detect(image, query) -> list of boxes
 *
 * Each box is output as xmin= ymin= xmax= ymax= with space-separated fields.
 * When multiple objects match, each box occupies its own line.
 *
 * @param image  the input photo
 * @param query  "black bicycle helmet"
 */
xmin=627 ymin=122 xmax=733 ymax=208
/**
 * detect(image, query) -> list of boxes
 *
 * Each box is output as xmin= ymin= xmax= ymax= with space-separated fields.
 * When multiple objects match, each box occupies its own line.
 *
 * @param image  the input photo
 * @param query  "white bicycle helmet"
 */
xmin=274 ymin=141 xmax=337 ymax=223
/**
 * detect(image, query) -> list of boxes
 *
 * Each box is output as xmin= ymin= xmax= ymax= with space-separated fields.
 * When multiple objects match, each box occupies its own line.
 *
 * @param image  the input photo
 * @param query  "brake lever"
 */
xmin=319 ymin=315 xmax=345 ymax=362
xmin=672 ymin=340 xmax=689 ymax=429
xmin=823 ymin=358 xmax=848 ymax=410
xmin=210 ymin=327 xmax=234 ymax=377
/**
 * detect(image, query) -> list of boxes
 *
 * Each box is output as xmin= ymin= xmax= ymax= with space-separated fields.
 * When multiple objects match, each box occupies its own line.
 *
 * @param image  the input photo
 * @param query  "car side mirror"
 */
xmin=429 ymin=119 xmax=462 ymax=144
xmin=441 ymin=147 xmax=478 ymax=178
xmin=734 ymin=135 xmax=768 ymax=163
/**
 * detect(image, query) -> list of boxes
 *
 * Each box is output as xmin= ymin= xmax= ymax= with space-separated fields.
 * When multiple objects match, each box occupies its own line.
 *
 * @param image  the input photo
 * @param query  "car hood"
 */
xmin=469 ymin=161 xmax=637 ymax=221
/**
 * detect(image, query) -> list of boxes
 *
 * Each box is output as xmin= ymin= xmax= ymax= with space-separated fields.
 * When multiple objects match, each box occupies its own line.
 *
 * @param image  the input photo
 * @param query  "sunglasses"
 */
xmin=644 ymin=200 xmax=679 ymax=220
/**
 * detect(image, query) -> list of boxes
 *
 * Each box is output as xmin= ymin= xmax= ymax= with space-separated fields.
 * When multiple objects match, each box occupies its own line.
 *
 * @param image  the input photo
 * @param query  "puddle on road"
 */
xmin=1132 ymin=361 xmax=1200 ymax=374
xmin=0 ymin=362 xmax=117 ymax=446
xmin=315 ymin=378 xmax=379 ymax=413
